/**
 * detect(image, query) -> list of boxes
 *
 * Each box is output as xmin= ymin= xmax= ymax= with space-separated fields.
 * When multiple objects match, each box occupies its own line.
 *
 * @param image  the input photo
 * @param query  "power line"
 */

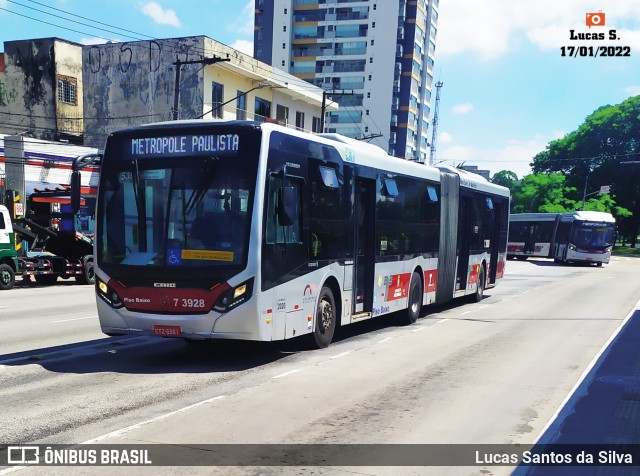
xmin=21 ymin=0 xmax=157 ymax=39
xmin=2 ymin=1 xmax=331 ymax=99
xmin=5 ymin=0 xmax=146 ymax=42
xmin=0 ymin=111 xmax=165 ymax=121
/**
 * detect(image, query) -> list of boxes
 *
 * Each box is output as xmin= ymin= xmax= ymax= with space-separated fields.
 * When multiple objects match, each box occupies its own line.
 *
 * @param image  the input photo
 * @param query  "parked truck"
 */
xmin=0 ymin=153 xmax=101 ymax=290
xmin=0 ymin=204 xmax=21 ymax=290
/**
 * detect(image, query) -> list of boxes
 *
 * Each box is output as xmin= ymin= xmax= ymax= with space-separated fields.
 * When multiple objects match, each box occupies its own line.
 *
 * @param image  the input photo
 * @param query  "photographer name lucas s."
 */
xmin=569 ymin=29 xmax=619 ymax=41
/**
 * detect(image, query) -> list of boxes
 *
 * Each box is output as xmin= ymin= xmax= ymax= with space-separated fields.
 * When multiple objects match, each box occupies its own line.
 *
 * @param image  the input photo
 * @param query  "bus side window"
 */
xmin=277 ymin=186 xmax=296 ymax=226
xmin=266 ymin=175 xmax=303 ymax=245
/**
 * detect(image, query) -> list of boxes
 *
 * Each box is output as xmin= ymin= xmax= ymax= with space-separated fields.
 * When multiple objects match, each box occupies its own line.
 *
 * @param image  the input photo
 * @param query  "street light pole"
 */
xmin=581 ymin=169 xmax=590 ymax=210
xmin=172 ymin=55 xmax=230 ymax=120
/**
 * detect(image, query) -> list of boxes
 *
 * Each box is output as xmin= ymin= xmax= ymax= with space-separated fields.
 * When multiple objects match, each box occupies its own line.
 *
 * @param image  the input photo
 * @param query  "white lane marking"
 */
xmin=83 ymin=395 xmax=227 ymax=443
xmin=52 ymin=316 xmax=96 ymax=323
xmin=411 ymin=326 xmax=426 ymax=333
xmin=330 ymin=351 xmax=352 ymax=359
xmin=378 ymin=337 xmax=392 ymax=344
xmin=273 ymin=369 xmax=301 ymax=379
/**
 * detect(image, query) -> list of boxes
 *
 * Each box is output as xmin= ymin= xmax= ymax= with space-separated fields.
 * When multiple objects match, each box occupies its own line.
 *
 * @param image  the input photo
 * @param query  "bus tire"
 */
xmin=313 ymin=286 xmax=336 ymax=348
xmin=468 ymin=264 xmax=485 ymax=303
xmin=0 ymin=263 xmax=16 ymax=290
xmin=403 ymin=271 xmax=423 ymax=325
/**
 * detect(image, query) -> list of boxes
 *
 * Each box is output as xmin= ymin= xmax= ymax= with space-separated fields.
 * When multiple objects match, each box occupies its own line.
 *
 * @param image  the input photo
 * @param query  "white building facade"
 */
xmin=255 ymin=0 xmax=440 ymax=162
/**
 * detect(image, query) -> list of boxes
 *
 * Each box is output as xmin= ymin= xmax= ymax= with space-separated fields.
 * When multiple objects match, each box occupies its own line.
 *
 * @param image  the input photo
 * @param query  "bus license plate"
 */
xmin=153 ymin=325 xmax=181 ymax=337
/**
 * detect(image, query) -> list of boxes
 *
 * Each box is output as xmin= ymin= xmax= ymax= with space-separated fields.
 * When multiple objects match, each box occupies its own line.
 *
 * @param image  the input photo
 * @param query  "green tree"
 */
xmin=491 ymin=170 xmax=519 ymax=189
xmin=511 ymin=173 xmax=577 ymax=213
xmin=531 ymin=95 xmax=639 ymax=244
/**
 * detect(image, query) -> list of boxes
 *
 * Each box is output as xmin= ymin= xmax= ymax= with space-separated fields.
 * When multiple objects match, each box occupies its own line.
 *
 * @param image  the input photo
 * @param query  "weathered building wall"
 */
xmin=54 ymin=41 xmax=84 ymax=138
xmin=0 ymin=38 xmax=83 ymax=143
xmin=82 ymin=37 xmax=207 ymax=148
xmin=0 ymin=39 xmax=56 ymax=139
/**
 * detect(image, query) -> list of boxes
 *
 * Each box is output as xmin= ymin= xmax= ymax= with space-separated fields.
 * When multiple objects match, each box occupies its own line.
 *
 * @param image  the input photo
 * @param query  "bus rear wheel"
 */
xmin=468 ymin=265 xmax=485 ymax=303
xmin=313 ymin=287 xmax=336 ymax=348
xmin=402 ymin=271 xmax=423 ymax=325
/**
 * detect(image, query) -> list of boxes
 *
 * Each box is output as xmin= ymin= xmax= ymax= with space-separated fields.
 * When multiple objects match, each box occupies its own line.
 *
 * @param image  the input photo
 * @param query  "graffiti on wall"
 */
xmin=0 ymin=80 xmax=18 ymax=106
xmin=83 ymin=38 xmax=206 ymax=146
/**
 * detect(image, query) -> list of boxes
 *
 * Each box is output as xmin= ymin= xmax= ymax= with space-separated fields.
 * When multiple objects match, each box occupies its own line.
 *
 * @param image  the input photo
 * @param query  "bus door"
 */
xmin=456 ymin=195 xmax=473 ymax=291
xmin=353 ymin=178 xmax=375 ymax=315
xmin=488 ymin=198 xmax=505 ymax=284
xmin=524 ymin=223 xmax=537 ymax=254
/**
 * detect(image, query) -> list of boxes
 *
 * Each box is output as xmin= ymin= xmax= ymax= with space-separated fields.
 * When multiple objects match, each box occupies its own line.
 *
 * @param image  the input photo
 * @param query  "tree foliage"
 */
xmin=515 ymin=95 xmax=639 ymax=244
xmin=506 ymin=173 xmax=577 ymax=213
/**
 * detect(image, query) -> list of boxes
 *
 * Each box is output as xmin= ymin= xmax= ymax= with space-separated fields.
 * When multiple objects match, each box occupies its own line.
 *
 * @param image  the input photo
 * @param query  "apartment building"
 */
xmin=255 ymin=0 xmax=440 ymax=162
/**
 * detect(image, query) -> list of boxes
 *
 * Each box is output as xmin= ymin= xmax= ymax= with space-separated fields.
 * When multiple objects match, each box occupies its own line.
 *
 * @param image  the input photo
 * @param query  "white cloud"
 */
xmin=231 ymin=40 xmax=253 ymax=56
xmin=439 ymin=131 xmax=453 ymax=144
xmin=140 ymin=2 xmax=181 ymax=28
xmin=626 ymin=85 xmax=640 ymax=96
xmin=437 ymin=0 xmax=640 ymax=60
xmin=437 ymin=135 xmax=553 ymax=178
xmin=227 ymin=0 xmax=255 ymax=37
xmin=452 ymin=103 xmax=473 ymax=115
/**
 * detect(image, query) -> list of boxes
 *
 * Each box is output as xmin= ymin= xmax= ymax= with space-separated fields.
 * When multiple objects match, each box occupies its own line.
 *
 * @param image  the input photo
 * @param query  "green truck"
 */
xmin=0 ymin=204 xmax=20 ymax=290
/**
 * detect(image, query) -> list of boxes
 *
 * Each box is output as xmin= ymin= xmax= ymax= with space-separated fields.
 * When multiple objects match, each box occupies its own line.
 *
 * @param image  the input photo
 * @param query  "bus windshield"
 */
xmin=571 ymin=221 xmax=615 ymax=248
xmin=97 ymin=130 xmax=259 ymax=273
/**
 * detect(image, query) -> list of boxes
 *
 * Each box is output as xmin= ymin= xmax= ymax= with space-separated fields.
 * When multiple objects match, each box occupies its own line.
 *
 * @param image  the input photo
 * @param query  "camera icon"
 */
xmin=586 ymin=11 xmax=605 ymax=28
xmin=7 ymin=446 xmax=40 ymax=464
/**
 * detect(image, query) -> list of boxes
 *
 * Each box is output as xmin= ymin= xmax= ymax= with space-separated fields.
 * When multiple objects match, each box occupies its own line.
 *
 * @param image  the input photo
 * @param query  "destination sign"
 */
xmin=581 ymin=221 xmax=613 ymax=227
xmin=128 ymin=134 xmax=240 ymax=157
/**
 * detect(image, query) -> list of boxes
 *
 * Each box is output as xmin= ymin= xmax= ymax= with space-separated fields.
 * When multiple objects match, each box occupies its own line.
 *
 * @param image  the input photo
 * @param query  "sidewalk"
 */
xmin=514 ymin=303 xmax=640 ymax=475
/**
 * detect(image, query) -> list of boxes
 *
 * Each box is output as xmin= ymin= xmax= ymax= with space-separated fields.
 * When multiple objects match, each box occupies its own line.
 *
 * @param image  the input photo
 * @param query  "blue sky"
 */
xmin=1 ymin=0 xmax=639 ymax=178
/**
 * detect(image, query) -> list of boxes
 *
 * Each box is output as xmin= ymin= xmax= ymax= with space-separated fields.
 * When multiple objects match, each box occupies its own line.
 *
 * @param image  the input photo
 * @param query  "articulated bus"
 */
xmin=508 ymin=211 xmax=615 ymax=266
xmin=88 ymin=120 xmax=509 ymax=348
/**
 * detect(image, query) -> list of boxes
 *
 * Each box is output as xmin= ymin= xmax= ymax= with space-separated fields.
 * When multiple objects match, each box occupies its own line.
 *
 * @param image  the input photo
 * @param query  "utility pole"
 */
xmin=320 ymin=89 xmax=354 ymax=132
xmin=172 ymin=55 xmax=230 ymax=120
xmin=358 ymin=133 xmax=383 ymax=142
xmin=429 ymin=81 xmax=443 ymax=165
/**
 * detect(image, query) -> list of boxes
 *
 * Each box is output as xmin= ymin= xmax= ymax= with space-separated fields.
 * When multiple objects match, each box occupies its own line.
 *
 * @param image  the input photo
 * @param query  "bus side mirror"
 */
xmin=277 ymin=186 xmax=296 ymax=227
xmin=70 ymin=171 xmax=81 ymax=214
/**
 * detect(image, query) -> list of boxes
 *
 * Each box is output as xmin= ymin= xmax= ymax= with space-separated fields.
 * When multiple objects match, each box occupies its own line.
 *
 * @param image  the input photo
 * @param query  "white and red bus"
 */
xmin=508 ymin=211 xmax=615 ymax=266
xmin=87 ymin=120 xmax=509 ymax=348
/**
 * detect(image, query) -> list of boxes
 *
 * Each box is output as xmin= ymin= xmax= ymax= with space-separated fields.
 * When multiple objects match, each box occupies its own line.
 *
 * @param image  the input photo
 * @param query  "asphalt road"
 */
xmin=1 ymin=256 xmax=640 ymax=476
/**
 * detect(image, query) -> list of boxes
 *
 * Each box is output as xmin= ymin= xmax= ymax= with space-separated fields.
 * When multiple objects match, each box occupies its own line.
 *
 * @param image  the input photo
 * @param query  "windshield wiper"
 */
xmin=131 ymin=159 xmax=148 ymax=250
xmin=185 ymin=157 xmax=220 ymax=215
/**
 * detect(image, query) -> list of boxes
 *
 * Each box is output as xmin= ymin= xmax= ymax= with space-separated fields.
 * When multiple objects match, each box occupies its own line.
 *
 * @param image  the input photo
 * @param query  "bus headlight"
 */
xmin=96 ymin=277 xmax=123 ymax=309
xmin=568 ymin=244 xmax=576 ymax=251
xmin=214 ymin=278 xmax=254 ymax=313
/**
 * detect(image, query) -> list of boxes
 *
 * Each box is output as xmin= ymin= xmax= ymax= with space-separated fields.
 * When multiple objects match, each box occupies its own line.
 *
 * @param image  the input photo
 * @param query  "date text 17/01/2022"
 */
xmin=561 ymin=29 xmax=631 ymax=57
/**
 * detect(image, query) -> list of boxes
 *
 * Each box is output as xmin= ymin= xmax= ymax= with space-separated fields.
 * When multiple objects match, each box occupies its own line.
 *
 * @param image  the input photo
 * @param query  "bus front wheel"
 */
xmin=313 ymin=287 xmax=336 ymax=348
